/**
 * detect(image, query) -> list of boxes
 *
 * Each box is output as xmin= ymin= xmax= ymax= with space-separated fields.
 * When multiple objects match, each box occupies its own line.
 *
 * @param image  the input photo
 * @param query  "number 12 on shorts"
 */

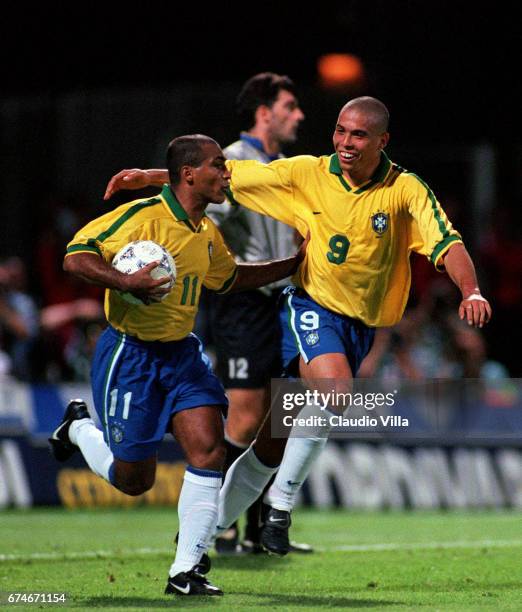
xmin=228 ymin=358 xmax=249 ymax=379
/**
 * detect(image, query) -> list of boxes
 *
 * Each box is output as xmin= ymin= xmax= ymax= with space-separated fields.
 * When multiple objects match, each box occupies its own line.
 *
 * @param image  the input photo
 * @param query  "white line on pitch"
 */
xmin=0 ymin=547 xmax=173 ymax=562
xmin=323 ymin=539 xmax=522 ymax=552
xmin=2 ymin=539 xmax=522 ymax=562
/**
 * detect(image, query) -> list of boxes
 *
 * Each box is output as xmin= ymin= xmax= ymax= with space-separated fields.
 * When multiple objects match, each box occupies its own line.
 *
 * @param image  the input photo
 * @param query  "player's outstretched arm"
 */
xmin=64 ymin=252 xmax=171 ymax=304
xmin=230 ymin=257 xmax=299 ymax=292
xmin=103 ymin=169 xmax=168 ymax=200
xmin=230 ymin=232 xmax=308 ymax=292
xmin=442 ymin=243 xmax=492 ymax=328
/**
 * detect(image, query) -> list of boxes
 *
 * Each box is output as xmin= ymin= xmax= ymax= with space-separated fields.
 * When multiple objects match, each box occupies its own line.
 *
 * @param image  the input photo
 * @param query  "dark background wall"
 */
xmin=0 ymin=7 xmax=519 ymax=284
xmin=2 ymin=1 xmax=520 ymax=251
xmin=0 ymin=0 xmax=522 ymax=222
xmin=0 ymin=1 xmax=520 ymax=375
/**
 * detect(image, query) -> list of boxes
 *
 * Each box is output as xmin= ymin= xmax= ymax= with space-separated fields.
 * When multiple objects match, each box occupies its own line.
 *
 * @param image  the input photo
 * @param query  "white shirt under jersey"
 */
xmin=206 ymin=135 xmax=295 ymax=293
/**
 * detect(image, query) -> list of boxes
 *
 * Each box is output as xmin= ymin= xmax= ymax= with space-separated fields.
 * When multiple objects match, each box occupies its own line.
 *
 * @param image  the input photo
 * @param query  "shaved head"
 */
xmin=340 ymin=97 xmax=390 ymax=133
xmin=167 ymin=134 xmax=220 ymax=185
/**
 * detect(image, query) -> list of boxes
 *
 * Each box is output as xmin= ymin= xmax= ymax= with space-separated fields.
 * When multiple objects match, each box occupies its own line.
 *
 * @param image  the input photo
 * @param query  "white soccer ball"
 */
xmin=112 ymin=240 xmax=176 ymax=305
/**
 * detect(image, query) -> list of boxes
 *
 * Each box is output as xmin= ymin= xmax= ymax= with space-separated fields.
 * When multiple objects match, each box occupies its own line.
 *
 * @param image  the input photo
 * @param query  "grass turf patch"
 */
xmin=2 ymin=508 xmax=522 ymax=610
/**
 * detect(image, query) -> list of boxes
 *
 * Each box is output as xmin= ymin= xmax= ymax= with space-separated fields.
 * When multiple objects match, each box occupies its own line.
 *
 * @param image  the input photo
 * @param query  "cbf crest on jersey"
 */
xmin=371 ymin=211 xmax=389 ymax=236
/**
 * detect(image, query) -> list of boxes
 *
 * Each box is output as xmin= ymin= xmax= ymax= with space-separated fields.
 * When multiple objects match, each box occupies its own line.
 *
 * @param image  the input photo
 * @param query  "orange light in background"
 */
xmin=318 ymin=53 xmax=365 ymax=89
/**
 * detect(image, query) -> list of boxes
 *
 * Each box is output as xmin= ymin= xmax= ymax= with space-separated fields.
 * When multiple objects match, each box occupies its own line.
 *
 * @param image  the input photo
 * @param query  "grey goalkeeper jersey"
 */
xmin=206 ymin=136 xmax=295 ymax=292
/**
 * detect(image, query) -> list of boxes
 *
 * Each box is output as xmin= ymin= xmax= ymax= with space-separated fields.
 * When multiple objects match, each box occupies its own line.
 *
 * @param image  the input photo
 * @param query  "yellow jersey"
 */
xmin=66 ymin=185 xmax=237 ymax=341
xmin=227 ymin=152 xmax=462 ymax=327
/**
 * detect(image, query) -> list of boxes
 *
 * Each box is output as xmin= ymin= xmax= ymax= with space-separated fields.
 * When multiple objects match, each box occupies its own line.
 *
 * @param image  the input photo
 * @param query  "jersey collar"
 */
xmin=329 ymin=151 xmax=392 ymax=194
xmin=160 ymin=184 xmax=202 ymax=233
xmin=240 ymin=133 xmax=280 ymax=162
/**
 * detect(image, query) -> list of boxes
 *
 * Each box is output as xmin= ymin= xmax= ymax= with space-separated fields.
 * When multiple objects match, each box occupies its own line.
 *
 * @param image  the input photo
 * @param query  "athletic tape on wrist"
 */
xmin=464 ymin=293 xmax=487 ymax=302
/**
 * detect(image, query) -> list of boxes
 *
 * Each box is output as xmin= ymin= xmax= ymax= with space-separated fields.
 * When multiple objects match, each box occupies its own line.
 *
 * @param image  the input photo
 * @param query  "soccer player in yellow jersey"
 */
xmin=49 ymin=135 xmax=306 ymax=597
xmin=206 ymin=72 xmax=310 ymax=555
xmin=104 ymin=96 xmax=492 ymax=555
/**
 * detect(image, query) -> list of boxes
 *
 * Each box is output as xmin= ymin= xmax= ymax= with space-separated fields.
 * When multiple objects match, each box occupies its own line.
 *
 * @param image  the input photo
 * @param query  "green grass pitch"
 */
xmin=1 ymin=508 xmax=522 ymax=610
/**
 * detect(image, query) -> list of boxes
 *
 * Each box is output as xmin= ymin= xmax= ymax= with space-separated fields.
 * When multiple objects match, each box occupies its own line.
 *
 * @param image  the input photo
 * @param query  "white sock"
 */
xmin=265 ymin=403 xmax=332 ymax=512
xmin=216 ymin=446 xmax=278 ymax=533
xmin=169 ymin=467 xmax=222 ymax=577
xmin=69 ymin=418 xmax=114 ymax=482
xmin=265 ymin=436 xmax=328 ymax=512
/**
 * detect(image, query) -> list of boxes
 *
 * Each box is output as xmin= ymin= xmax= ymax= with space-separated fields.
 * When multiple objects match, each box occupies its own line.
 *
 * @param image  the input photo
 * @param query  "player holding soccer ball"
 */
xmin=104 ymin=96 xmax=492 ymax=557
xmin=49 ymin=135 xmax=306 ymax=597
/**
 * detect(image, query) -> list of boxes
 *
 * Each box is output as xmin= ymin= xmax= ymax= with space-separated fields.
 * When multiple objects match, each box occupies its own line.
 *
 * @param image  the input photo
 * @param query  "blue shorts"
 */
xmin=91 ymin=326 xmax=227 ymax=462
xmin=279 ymin=287 xmax=375 ymax=377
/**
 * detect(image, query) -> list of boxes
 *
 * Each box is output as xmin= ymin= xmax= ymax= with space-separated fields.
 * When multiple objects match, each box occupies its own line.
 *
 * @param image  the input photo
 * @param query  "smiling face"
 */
xmin=190 ymin=142 xmax=231 ymax=203
xmin=332 ymin=105 xmax=389 ymax=184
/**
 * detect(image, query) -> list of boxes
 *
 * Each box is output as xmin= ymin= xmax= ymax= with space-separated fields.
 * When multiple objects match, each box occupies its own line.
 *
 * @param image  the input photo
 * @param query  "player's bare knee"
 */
xmin=112 ymin=461 xmax=156 ymax=496
xmin=120 ymin=483 xmax=145 ymax=497
xmin=187 ymin=441 xmax=226 ymax=471
xmin=116 ymin=476 xmax=154 ymax=497
xmin=228 ymin=419 xmax=259 ymax=446
xmin=202 ymin=443 xmax=226 ymax=470
xmin=235 ymin=430 xmax=256 ymax=446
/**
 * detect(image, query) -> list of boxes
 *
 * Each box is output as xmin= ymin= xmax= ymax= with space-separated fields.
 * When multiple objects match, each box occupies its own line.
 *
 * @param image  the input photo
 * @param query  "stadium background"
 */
xmin=1 ymin=0 xmax=521 ymax=519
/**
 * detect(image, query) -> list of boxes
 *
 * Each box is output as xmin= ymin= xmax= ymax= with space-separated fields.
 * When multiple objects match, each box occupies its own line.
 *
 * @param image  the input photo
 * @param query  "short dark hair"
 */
xmin=342 ymin=97 xmax=390 ymax=133
xmin=237 ymin=72 xmax=297 ymax=128
xmin=166 ymin=134 xmax=218 ymax=185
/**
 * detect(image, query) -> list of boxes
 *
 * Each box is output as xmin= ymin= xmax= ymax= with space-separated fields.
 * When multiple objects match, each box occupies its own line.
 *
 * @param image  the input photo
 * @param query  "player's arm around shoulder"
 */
xmin=104 ymin=169 xmax=168 ymax=200
xmin=226 ymin=155 xmax=314 ymax=189
xmin=441 ymin=243 xmax=492 ymax=328
xmin=101 ymin=156 xmax=318 ymax=200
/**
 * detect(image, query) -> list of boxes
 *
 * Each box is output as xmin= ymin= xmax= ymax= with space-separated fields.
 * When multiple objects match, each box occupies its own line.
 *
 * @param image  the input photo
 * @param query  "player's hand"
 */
xmin=104 ymin=169 xmax=151 ymax=200
xmin=459 ymin=293 xmax=492 ymax=328
xmin=120 ymin=261 xmax=172 ymax=305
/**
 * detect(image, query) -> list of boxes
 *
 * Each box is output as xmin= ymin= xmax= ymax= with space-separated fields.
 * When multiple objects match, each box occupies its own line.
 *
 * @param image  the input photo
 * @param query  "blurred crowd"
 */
xmin=0 ymin=195 xmax=105 ymax=383
xmin=0 ymin=195 xmax=520 ymax=384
